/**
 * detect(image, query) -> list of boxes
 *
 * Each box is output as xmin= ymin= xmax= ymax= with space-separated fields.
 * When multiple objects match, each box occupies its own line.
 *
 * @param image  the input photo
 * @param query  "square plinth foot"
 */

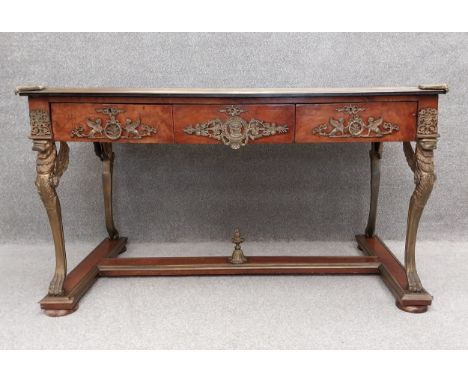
xmin=396 ymin=301 xmax=428 ymax=314
xmin=39 ymin=237 xmax=127 ymax=316
xmin=356 ymin=234 xmax=432 ymax=314
xmin=43 ymin=304 xmax=79 ymax=317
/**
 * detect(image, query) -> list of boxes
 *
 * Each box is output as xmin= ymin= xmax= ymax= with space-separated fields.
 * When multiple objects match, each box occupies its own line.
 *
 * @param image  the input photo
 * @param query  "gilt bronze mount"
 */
xmin=417 ymin=108 xmax=438 ymax=137
xmin=29 ymin=109 xmax=52 ymax=139
xmin=229 ymin=228 xmax=248 ymax=264
xmin=33 ymin=140 xmax=69 ymax=296
xmin=313 ymin=105 xmax=400 ymax=138
xmin=71 ymin=107 xmax=158 ymax=141
xmin=183 ymin=105 xmax=288 ymax=149
xmin=16 ymin=85 xmax=448 ymax=316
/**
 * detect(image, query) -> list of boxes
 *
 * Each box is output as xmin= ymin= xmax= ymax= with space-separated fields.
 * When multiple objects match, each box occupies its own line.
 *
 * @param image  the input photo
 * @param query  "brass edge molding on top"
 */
xmin=418 ymin=83 xmax=449 ymax=92
xmin=15 ymin=85 xmax=46 ymax=95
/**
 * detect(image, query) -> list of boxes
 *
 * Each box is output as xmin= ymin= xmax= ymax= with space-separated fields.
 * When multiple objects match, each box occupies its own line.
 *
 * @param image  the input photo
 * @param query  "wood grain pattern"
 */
xmin=39 ymin=238 xmax=127 ymax=312
xmin=51 ymin=103 xmax=174 ymax=143
xmin=18 ymin=87 xmax=444 ymax=315
xmin=98 ymin=255 xmax=380 ymax=276
xmin=355 ymin=235 xmax=432 ymax=309
xmin=296 ymin=102 xmax=417 ymax=142
xmin=174 ymin=104 xmax=295 ymax=144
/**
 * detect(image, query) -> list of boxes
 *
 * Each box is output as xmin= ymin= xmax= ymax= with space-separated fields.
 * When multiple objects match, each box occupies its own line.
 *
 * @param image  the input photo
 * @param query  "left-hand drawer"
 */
xmin=51 ymin=103 xmax=174 ymax=143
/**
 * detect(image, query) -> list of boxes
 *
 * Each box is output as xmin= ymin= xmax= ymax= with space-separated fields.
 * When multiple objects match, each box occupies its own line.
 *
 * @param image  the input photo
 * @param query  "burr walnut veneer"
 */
xmin=16 ymin=85 xmax=447 ymax=316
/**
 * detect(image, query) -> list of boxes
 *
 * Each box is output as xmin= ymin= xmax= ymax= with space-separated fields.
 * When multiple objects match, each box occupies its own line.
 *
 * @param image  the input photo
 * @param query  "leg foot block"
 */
xmin=396 ymin=301 xmax=428 ymax=314
xmin=43 ymin=304 xmax=78 ymax=317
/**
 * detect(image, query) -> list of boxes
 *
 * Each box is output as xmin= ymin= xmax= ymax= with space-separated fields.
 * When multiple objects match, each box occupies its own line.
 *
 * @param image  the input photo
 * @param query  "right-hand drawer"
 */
xmin=295 ymin=102 xmax=417 ymax=142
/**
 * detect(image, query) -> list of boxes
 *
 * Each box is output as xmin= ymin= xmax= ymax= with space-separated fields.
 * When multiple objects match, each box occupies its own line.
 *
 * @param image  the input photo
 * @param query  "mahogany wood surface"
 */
xmin=356 ymin=235 xmax=432 ymax=310
xmin=38 ymin=235 xmax=431 ymax=314
xmin=19 ymin=86 xmax=445 ymax=315
xmin=173 ymin=104 xmax=295 ymax=144
xmin=51 ymin=103 xmax=174 ymax=143
xmin=39 ymin=238 xmax=127 ymax=312
xmin=44 ymin=95 xmax=439 ymax=144
xmin=98 ymin=255 xmax=380 ymax=276
xmin=296 ymin=102 xmax=417 ymax=142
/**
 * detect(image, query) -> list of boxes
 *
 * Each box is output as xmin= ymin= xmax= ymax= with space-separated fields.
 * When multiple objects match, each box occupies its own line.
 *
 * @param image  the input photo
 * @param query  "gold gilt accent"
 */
xmin=403 ymin=138 xmax=437 ymax=292
xmin=15 ymin=85 xmax=46 ymax=95
xmin=313 ymin=105 xmax=399 ymax=138
xmin=229 ymin=228 xmax=247 ymax=264
xmin=418 ymin=84 xmax=449 ymax=92
xmin=71 ymin=107 xmax=157 ymax=141
xmin=417 ymin=108 xmax=438 ymax=137
xmin=33 ymin=140 xmax=70 ymax=296
xmin=29 ymin=109 xmax=52 ymax=139
xmin=94 ymin=143 xmax=119 ymax=240
xmin=183 ymin=105 xmax=288 ymax=149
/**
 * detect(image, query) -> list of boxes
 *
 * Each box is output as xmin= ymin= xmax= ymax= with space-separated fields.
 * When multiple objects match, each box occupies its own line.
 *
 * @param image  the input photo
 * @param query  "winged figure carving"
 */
xmin=70 ymin=108 xmax=157 ymax=140
xmin=313 ymin=105 xmax=399 ymax=138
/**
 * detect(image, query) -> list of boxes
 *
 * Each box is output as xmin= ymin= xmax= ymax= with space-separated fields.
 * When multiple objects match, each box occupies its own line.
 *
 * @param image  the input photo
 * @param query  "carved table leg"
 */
xmin=33 ymin=140 xmax=69 ymax=297
xmin=402 ymin=138 xmax=437 ymax=295
xmin=94 ymin=143 xmax=119 ymax=240
xmin=365 ymin=142 xmax=383 ymax=238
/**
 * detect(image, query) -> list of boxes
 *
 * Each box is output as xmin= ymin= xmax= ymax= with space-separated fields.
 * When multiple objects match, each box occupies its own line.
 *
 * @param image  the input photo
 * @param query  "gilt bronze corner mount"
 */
xmin=29 ymin=109 xmax=52 ymax=139
xmin=417 ymin=108 xmax=439 ymax=138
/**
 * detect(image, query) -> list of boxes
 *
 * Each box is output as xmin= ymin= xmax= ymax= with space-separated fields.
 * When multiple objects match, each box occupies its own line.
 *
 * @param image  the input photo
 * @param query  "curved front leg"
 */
xmin=33 ymin=140 xmax=69 ymax=296
xmin=94 ymin=143 xmax=119 ymax=240
xmin=403 ymin=138 xmax=436 ymax=292
xmin=365 ymin=142 xmax=383 ymax=237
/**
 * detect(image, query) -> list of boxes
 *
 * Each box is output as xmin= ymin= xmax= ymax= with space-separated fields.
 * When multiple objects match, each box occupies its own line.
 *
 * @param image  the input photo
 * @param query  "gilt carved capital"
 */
xmin=29 ymin=109 xmax=52 ymax=139
xmin=417 ymin=108 xmax=438 ymax=137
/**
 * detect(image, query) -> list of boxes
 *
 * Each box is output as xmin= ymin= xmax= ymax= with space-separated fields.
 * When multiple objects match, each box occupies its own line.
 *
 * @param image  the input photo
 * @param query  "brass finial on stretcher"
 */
xmin=229 ymin=228 xmax=247 ymax=264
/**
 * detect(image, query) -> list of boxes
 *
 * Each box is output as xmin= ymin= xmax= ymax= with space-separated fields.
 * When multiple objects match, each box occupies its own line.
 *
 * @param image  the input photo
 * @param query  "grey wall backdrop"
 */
xmin=0 ymin=33 xmax=467 ymax=244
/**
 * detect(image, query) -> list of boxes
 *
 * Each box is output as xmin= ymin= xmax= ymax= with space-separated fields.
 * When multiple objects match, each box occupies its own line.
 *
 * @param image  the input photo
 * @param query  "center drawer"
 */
xmin=173 ymin=104 xmax=295 ymax=149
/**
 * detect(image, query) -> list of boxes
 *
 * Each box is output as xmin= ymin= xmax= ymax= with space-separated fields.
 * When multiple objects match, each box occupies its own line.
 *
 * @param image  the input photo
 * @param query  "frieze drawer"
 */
xmin=51 ymin=103 xmax=174 ymax=143
xmin=174 ymin=104 xmax=295 ymax=149
xmin=295 ymin=102 xmax=417 ymax=142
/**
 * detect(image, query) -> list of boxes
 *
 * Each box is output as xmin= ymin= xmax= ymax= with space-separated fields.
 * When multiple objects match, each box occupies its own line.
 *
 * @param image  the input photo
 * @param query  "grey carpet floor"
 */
xmin=0 ymin=240 xmax=467 ymax=349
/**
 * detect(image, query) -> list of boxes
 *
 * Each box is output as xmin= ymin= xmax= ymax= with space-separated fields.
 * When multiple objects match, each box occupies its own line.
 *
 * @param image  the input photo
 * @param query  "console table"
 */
xmin=16 ymin=85 xmax=448 ymax=316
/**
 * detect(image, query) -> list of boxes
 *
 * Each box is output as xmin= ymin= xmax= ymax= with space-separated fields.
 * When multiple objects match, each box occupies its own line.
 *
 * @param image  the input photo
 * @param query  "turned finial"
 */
xmin=229 ymin=228 xmax=247 ymax=264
